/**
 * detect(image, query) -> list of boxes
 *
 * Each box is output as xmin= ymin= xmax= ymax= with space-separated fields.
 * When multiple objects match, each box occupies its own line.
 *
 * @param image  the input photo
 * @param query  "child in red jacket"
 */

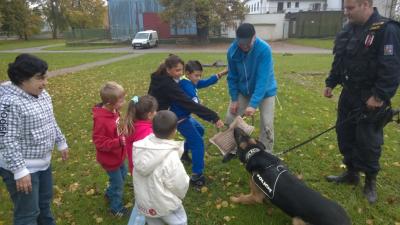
xmin=92 ymin=81 xmax=128 ymax=217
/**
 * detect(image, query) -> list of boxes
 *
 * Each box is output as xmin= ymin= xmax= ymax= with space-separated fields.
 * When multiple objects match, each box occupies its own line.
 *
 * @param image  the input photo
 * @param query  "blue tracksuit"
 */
xmin=171 ymin=75 xmax=219 ymax=175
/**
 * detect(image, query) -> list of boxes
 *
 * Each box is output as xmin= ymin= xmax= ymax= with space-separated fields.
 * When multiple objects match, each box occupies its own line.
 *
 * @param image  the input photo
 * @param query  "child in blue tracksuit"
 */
xmin=170 ymin=60 xmax=227 ymax=189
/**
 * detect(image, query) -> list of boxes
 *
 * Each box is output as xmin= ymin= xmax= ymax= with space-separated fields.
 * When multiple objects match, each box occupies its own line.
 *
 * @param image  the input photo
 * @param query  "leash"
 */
xmin=276 ymin=108 xmax=363 ymax=156
xmin=276 ymin=106 xmax=400 ymax=156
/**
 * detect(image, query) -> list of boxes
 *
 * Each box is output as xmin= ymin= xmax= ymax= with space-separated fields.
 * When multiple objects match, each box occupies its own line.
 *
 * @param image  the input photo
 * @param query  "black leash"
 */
xmin=276 ymin=106 xmax=400 ymax=156
xmin=276 ymin=108 xmax=363 ymax=156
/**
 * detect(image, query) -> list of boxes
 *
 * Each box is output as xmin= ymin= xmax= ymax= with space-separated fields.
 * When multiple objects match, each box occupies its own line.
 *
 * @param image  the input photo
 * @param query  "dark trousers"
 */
xmin=0 ymin=166 xmax=55 ymax=225
xmin=336 ymin=89 xmax=383 ymax=175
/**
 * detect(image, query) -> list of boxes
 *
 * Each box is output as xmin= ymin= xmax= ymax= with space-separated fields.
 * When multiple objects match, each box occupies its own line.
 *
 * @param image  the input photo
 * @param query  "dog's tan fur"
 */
xmin=230 ymin=137 xmax=307 ymax=225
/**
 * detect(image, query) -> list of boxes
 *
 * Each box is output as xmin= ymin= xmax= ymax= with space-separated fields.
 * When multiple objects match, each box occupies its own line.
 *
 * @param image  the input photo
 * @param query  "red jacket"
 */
xmin=92 ymin=105 xmax=126 ymax=171
xmin=126 ymin=120 xmax=153 ymax=173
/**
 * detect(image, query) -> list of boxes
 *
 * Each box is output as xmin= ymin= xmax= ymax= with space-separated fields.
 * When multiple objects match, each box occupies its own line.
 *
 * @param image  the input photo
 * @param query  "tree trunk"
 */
xmin=52 ymin=25 xmax=58 ymax=39
xmin=195 ymin=14 xmax=209 ymax=43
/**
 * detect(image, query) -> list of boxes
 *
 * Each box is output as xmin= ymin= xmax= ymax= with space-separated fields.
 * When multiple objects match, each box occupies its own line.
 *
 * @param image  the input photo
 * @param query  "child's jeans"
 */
xmin=0 ymin=166 xmax=55 ymax=225
xmin=145 ymin=205 xmax=187 ymax=225
xmin=106 ymin=164 xmax=127 ymax=213
xmin=177 ymin=117 xmax=205 ymax=175
xmin=127 ymin=202 xmax=146 ymax=225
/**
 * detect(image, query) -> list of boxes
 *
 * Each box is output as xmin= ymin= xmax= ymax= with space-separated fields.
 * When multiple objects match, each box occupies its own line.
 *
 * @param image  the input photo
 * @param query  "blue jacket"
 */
xmin=171 ymin=75 xmax=219 ymax=119
xmin=227 ymin=37 xmax=277 ymax=108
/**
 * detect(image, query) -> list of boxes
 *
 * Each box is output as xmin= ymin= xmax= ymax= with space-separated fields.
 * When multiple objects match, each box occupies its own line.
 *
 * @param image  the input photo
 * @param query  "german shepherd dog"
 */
xmin=226 ymin=127 xmax=351 ymax=225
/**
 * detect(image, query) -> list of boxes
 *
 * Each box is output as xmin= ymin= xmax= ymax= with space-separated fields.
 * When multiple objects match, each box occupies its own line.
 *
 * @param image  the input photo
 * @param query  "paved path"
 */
xmin=0 ymin=42 xmax=331 ymax=54
xmin=47 ymin=53 xmax=143 ymax=77
xmin=1 ymin=41 xmax=331 ymax=77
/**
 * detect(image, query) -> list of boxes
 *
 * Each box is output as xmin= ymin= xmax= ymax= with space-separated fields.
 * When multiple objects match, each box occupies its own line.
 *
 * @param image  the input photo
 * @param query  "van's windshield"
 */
xmin=135 ymin=33 xmax=149 ymax=39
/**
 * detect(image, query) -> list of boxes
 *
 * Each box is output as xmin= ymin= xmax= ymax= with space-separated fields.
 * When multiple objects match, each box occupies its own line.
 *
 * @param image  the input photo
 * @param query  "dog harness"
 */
xmin=252 ymin=164 xmax=288 ymax=199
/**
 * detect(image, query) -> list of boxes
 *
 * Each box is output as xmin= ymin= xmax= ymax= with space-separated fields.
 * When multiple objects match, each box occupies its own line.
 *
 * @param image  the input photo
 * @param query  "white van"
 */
xmin=131 ymin=30 xmax=159 ymax=49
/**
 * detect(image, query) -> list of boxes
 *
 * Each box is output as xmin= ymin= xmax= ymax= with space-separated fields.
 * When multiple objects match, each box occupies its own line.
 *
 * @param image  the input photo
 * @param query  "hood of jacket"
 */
xmin=133 ymin=134 xmax=184 ymax=176
xmin=0 ymin=82 xmax=49 ymax=100
xmin=0 ymin=81 xmax=13 ymax=98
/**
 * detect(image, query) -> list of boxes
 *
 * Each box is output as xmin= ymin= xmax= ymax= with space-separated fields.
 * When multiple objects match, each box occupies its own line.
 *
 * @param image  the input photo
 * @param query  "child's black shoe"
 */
xmin=190 ymin=174 xmax=206 ymax=191
xmin=181 ymin=151 xmax=192 ymax=164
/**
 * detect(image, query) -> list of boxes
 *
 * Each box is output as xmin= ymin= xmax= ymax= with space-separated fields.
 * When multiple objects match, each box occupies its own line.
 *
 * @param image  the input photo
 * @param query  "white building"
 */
xmin=326 ymin=0 xmax=342 ymax=10
xmin=245 ymin=0 xmax=327 ymax=14
xmin=373 ymin=0 xmax=394 ymax=17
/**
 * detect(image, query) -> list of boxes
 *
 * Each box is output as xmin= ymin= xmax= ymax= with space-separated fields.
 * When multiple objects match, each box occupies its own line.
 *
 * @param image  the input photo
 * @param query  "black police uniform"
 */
xmin=326 ymin=8 xmax=400 ymax=176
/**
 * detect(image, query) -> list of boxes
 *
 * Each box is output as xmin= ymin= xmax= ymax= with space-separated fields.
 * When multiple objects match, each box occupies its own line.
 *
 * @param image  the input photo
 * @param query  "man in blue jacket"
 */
xmin=226 ymin=23 xmax=277 ymax=152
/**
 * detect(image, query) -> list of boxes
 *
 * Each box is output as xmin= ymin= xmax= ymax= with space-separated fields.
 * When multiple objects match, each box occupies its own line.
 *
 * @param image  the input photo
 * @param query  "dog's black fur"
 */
xmin=229 ymin=127 xmax=351 ymax=225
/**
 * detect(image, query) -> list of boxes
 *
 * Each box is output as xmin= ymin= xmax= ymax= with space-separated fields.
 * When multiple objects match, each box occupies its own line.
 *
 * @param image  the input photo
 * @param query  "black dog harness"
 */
xmin=253 ymin=165 xmax=287 ymax=199
xmin=245 ymin=148 xmax=288 ymax=199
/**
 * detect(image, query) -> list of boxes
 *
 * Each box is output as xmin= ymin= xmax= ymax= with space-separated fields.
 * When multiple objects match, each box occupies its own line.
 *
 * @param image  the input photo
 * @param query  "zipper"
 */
xmin=243 ymin=56 xmax=250 ymax=95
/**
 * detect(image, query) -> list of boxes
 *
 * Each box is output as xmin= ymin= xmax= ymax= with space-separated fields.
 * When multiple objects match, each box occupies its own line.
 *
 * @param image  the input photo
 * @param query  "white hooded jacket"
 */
xmin=133 ymin=134 xmax=189 ymax=217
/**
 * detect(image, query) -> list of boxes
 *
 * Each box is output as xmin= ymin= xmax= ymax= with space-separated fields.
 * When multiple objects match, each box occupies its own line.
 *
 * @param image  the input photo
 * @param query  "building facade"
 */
xmin=245 ymin=0 xmax=328 ymax=14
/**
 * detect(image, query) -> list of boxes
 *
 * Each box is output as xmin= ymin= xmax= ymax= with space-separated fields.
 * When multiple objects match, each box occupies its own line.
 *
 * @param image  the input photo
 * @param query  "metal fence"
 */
xmin=64 ymin=28 xmax=110 ymax=44
xmin=287 ymin=11 xmax=344 ymax=38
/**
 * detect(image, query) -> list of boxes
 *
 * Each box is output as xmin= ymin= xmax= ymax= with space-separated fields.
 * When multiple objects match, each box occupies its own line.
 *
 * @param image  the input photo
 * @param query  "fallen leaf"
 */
xmin=69 ymin=182 xmax=80 ymax=192
xmin=221 ymin=201 xmax=229 ymax=208
xmin=201 ymin=187 xmax=208 ymax=193
xmin=95 ymin=216 xmax=103 ymax=223
xmin=86 ymin=189 xmax=95 ymax=195
xmin=223 ymin=216 xmax=231 ymax=222
xmin=366 ymin=219 xmax=374 ymax=225
xmin=392 ymin=162 xmax=400 ymax=167
xmin=125 ymin=202 xmax=133 ymax=208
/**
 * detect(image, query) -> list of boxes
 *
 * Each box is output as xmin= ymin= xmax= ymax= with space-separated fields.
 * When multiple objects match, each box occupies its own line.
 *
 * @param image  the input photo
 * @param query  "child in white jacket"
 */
xmin=133 ymin=110 xmax=189 ymax=225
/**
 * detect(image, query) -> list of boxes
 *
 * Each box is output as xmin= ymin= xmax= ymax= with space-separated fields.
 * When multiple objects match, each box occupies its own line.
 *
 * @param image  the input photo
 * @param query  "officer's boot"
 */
xmin=363 ymin=174 xmax=377 ymax=204
xmin=325 ymin=170 xmax=360 ymax=185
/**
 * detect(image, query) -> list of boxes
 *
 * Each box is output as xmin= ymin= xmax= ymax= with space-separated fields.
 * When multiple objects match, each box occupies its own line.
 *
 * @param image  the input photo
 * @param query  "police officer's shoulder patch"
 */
xmin=384 ymin=45 xmax=394 ymax=56
xmin=370 ymin=21 xmax=385 ymax=31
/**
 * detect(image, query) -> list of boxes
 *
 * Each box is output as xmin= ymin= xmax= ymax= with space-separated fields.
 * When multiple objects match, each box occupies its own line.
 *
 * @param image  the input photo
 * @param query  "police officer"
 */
xmin=324 ymin=0 xmax=400 ymax=204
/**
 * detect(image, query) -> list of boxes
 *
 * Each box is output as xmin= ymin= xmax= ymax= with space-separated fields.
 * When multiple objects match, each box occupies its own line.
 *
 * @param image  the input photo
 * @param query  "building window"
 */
xmin=257 ymin=2 xmax=260 ymax=11
xmin=295 ymin=2 xmax=299 ymax=8
xmin=287 ymin=2 xmax=291 ymax=8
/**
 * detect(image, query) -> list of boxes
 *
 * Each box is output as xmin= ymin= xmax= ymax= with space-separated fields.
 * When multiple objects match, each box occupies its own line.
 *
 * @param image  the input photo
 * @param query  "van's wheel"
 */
xmin=155 ymin=41 xmax=159 ymax=47
xmin=133 ymin=46 xmax=136 ymax=49
xmin=146 ymin=43 xmax=150 ymax=48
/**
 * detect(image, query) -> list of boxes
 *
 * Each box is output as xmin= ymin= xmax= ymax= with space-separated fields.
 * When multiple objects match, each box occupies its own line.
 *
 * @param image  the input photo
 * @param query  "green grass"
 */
xmin=287 ymin=38 xmax=335 ymax=50
xmin=0 ymin=53 xmax=399 ymax=225
xmin=43 ymin=44 xmax=129 ymax=51
xmin=0 ymin=39 xmax=65 ymax=51
xmin=0 ymin=53 xmax=127 ymax=81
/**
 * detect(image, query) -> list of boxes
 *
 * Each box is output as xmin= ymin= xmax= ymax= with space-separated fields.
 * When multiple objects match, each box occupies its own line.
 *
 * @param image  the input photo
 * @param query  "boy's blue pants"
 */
xmin=178 ymin=117 xmax=205 ymax=175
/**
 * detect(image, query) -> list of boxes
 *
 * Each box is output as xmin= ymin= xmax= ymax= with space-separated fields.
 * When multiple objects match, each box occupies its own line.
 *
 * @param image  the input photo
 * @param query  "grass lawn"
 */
xmin=0 ymin=53 xmax=399 ymax=225
xmin=42 ymin=44 xmax=130 ymax=51
xmin=287 ymin=38 xmax=335 ymax=50
xmin=0 ymin=53 xmax=127 ymax=81
xmin=0 ymin=39 xmax=65 ymax=51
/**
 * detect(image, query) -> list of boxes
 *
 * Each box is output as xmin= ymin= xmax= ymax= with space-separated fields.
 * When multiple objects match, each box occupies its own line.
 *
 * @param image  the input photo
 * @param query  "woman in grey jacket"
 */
xmin=0 ymin=54 xmax=69 ymax=225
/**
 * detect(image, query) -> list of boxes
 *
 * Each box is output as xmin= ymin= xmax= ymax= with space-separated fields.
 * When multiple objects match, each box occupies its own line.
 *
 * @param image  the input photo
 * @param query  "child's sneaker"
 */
xmin=111 ymin=207 xmax=129 ymax=218
xmin=190 ymin=174 xmax=206 ymax=191
xmin=181 ymin=151 xmax=192 ymax=164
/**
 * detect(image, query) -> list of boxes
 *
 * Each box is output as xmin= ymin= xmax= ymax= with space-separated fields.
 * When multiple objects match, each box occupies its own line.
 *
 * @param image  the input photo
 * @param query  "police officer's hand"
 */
xmin=323 ymin=87 xmax=333 ymax=98
xmin=366 ymin=96 xmax=384 ymax=110
xmin=244 ymin=107 xmax=256 ymax=116
xmin=16 ymin=174 xmax=32 ymax=194
xmin=60 ymin=148 xmax=69 ymax=161
xmin=230 ymin=101 xmax=239 ymax=114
